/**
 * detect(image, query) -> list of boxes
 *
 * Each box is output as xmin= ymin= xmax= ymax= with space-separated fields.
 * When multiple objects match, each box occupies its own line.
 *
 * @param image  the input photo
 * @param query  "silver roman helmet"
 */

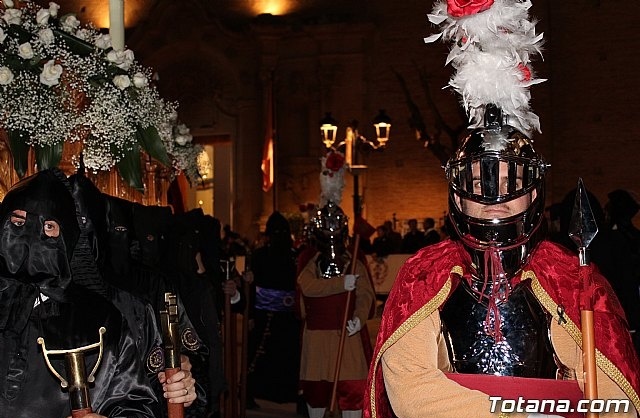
xmin=445 ymin=104 xmax=548 ymax=281
xmin=309 ymin=200 xmax=349 ymax=278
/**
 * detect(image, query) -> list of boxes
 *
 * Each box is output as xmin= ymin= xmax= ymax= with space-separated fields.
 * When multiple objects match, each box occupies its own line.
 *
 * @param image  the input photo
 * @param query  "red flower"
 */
xmin=447 ymin=0 xmax=494 ymax=17
xmin=517 ymin=63 xmax=532 ymax=82
xmin=325 ymin=151 xmax=345 ymax=172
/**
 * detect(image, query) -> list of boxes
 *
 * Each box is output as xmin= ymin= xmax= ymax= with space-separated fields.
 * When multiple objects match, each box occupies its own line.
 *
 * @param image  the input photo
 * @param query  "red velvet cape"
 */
xmin=364 ymin=239 xmax=640 ymax=418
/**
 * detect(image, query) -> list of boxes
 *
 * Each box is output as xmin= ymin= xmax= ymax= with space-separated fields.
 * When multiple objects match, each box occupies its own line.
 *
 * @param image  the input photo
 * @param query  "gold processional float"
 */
xmin=0 ymin=0 xmax=205 ymax=206
xmin=1 ymin=1 xmax=205 ymax=416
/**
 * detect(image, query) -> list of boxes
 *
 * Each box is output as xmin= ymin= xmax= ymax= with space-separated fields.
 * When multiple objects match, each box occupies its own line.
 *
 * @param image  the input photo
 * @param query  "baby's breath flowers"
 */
xmin=0 ymin=0 xmax=202 ymax=185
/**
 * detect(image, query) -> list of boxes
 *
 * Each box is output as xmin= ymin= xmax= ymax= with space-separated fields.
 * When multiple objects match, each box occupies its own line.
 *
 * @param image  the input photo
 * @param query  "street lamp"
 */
xmin=319 ymin=109 xmax=392 ymax=218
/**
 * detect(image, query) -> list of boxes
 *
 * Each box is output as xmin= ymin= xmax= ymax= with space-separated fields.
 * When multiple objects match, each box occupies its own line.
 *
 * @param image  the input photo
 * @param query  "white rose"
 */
xmin=3 ymin=0 xmax=14 ymax=7
xmin=175 ymin=134 xmax=191 ymax=146
xmin=39 ymin=60 xmax=63 ymax=86
xmin=0 ymin=66 xmax=14 ymax=85
xmin=2 ymin=8 xmax=22 ymax=25
xmin=107 ymin=49 xmax=135 ymax=71
xmin=38 ymin=28 xmax=54 ymax=45
xmin=49 ymin=2 xmax=60 ymax=17
xmin=132 ymin=72 xmax=148 ymax=88
xmin=36 ymin=8 xmax=50 ymax=25
xmin=18 ymin=42 xmax=34 ymax=59
xmin=118 ymin=49 xmax=135 ymax=71
xmin=75 ymin=28 xmax=90 ymax=40
xmin=0 ymin=28 xmax=6 ymax=44
xmin=106 ymin=50 xmax=117 ymax=62
xmin=113 ymin=74 xmax=131 ymax=90
xmin=176 ymin=124 xmax=190 ymax=135
xmin=60 ymin=14 xmax=80 ymax=32
xmin=94 ymin=34 xmax=111 ymax=50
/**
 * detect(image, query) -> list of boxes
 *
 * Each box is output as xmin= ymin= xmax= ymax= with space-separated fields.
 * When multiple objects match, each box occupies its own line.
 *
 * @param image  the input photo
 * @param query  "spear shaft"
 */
xmin=568 ymin=178 xmax=599 ymax=418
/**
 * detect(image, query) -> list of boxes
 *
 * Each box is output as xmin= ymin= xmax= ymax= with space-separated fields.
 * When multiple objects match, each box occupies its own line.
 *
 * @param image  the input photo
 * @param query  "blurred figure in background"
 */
xmin=422 ymin=217 xmax=441 ymax=246
xmin=297 ymin=201 xmax=375 ymax=418
xmin=401 ymin=219 xmax=426 ymax=254
xmin=246 ymin=212 xmax=301 ymax=408
xmin=605 ymin=189 xmax=640 ymax=356
xmin=372 ymin=224 xmax=394 ymax=258
xmin=383 ymin=220 xmax=402 ymax=254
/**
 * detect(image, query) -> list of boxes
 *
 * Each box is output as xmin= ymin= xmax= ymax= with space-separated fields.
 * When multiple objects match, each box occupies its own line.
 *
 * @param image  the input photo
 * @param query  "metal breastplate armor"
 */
xmin=440 ymin=280 xmax=557 ymax=378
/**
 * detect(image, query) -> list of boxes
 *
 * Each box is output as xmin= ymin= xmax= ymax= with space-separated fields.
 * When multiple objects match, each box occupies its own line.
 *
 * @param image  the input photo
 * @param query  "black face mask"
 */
xmin=0 ymin=169 xmax=78 ymax=291
xmin=0 ymin=212 xmax=71 ymax=284
xmin=69 ymin=173 xmax=108 ymax=267
xmin=104 ymin=195 xmax=135 ymax=275
xmin=132 ymin=204 xmax=172 ymax=268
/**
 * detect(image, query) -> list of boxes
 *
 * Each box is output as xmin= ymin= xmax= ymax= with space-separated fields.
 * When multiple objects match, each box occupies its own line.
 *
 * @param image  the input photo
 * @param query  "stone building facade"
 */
xmin=56 ymin=0 xmax=640 ymax=240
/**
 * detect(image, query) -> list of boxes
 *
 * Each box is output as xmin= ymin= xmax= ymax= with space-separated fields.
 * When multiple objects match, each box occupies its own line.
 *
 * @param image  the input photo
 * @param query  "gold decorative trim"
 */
xmin=526 ymin=270 xmax=640 ymax=413
xmin=368 ymin=266 xmax=460 ymax=418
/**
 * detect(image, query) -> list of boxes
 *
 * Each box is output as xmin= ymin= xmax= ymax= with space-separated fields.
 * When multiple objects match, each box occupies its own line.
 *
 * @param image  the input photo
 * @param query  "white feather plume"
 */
xmin=425 ymin=0 xmax=545 ymax=135
xmin=319 ymin=150 xmax=346 ymax=207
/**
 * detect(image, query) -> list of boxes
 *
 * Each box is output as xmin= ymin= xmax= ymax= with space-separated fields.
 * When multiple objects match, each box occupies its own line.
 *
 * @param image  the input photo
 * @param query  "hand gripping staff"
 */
xmin=161 ymin=292 xmax=185 ymax=418
xmin=37 ymin=327 xmax=107 ymax=418
xmin=568 ymin=178 xmax=599 ymax=418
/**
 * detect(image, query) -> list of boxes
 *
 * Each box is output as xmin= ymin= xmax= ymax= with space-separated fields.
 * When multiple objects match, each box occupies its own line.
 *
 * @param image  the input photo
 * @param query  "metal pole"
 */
xmin=353 ymin=173 xmax=361 ymax=219
xmin=270 ymin=72 xmax=278 ymax=212
xmin=352 ymin=127 xmax=361 ymax=219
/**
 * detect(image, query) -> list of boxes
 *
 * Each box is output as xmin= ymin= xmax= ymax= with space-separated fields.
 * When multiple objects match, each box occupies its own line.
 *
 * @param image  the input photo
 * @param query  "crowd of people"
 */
xmin=1 ymin=164 xmax=638 ymax=418
xmin=358 ymin=218 xmax=444 ymax=258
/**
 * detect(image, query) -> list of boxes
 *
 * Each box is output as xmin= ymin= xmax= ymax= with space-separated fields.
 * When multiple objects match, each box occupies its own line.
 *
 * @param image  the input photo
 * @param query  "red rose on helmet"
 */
xmin=325 ymin=151 xmax=345 ymax=172
xmin=517 ymin=63 xmax=532 ymax=82
xmin=447 ymin=0 xmax=494 ymax=17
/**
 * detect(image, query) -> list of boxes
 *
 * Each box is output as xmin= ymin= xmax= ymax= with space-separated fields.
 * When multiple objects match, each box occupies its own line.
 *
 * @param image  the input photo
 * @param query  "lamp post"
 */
xmin=319 ymin=109 xmax=392 ymax=218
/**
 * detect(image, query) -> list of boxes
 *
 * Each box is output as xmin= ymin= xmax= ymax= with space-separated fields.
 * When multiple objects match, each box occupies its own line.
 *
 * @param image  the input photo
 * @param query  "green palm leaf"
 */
xmin=6 ymin=130 xmax=30 ymax=178
xmin=35 ymin=141 xmax=63 ymax=170
xmin=116 ymin=145 xmax=144 ymax=192
xmin=136 ymin=125 xmax=170 ymax=166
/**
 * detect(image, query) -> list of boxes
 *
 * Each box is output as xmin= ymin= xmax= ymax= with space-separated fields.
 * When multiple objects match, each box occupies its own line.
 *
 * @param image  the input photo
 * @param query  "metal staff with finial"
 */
xmin=160 ymin=292 xmax=185 ymax=418
xmin=568 ymin=178 xmax=599 ymax=418
xmin=37 ymin=327 xmax=107 ymax=418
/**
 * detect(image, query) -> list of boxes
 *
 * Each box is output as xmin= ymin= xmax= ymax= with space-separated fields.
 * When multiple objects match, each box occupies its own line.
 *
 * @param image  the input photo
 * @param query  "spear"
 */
xmin=325 ymin=233 xmax=361 ymax=418
xmin=568 ymin=178 xmax=599 ymax=418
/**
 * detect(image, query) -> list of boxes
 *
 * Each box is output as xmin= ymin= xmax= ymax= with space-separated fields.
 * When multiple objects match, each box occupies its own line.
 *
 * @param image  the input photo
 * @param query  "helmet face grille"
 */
xmin=309 ymin=201 xmax=349 ymax=245
xmin=446 ymin=127 xmax=547 ymax=206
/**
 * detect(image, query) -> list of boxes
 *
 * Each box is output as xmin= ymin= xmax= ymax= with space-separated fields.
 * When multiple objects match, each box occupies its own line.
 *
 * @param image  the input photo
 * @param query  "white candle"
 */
xmin=109 ymin=0 xmax=125 ymax=51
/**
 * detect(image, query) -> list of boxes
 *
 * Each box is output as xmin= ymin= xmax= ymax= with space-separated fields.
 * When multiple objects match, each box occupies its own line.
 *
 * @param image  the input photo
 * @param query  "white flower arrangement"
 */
xmin=0 ymin=0 xmax=202 ymax=188
xmin=157 ymin=113 xmax=206 ymax=185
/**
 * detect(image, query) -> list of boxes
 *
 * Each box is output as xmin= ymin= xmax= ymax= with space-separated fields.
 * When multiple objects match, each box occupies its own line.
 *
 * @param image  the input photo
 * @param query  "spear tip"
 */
xmin=568 ymin=178 xmax=598 ymax=264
